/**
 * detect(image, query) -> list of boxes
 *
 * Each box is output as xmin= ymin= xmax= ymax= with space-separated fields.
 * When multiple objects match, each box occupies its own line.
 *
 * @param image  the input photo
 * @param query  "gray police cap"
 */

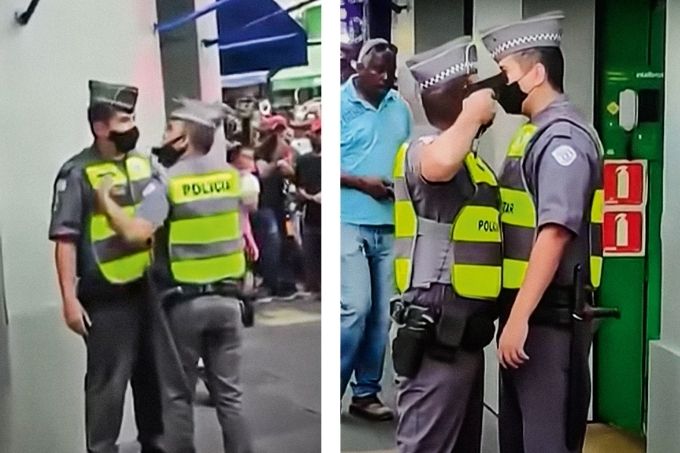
xmin=89 ymin=80 xmax=138 ymax=114
xmin=170 ymin=97 xmax=231 ymax=128
xmin=406 ymin=36 xmax=477 ymax=91
xmin=481 ymin=11 xmax=564 ymax=62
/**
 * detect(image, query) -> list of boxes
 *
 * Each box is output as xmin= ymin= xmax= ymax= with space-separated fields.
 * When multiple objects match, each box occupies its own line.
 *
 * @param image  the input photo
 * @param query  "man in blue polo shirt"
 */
xmin=340 ymin=38 xmax=412 ymax=420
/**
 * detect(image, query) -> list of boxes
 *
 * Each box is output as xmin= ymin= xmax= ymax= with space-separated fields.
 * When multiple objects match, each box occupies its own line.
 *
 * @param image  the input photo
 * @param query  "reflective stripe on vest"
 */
xmin=393 ymin=142 xmax=502 ymax=300
xmin=499 ymin=122 xmax=604 ymax=290
xmin=167 ymin=169 xmax=245 ymax=284
xmin=84 ymin=155 xmax=152 ymax=284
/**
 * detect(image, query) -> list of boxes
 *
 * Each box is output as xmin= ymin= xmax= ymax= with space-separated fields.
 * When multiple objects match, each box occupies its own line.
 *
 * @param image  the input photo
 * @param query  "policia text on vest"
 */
xmin=180 ymin=175 xmax=234 ymax=198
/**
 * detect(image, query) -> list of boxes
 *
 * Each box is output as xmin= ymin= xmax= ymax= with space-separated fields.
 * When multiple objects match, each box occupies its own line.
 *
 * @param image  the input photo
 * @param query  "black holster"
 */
xmin=429 ymin=303 xmax=465 ymax=361
xmin=430 ymin=303 xmax=496 ymax=359
xmin=460 ymin=313 xmax=496 ymax=352
xmin=391 ymin=299 xmax=434 ymax=378
xmin=392 ymin=325 xmax=430 ymax=378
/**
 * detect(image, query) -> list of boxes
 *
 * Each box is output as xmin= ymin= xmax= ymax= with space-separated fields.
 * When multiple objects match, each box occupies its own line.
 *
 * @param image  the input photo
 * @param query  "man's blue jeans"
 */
xmin=341 ymin=223 xmax=394 ymax=398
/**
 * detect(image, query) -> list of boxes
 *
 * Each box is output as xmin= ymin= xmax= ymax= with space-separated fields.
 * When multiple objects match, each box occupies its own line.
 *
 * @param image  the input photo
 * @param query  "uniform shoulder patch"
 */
xmin=55 ymin=178 xmax=68 ymax=192
xmin=551 ymin=145 xmax=578 ymax=167
xmin=142 ymin=182 xmax=157 ymax=198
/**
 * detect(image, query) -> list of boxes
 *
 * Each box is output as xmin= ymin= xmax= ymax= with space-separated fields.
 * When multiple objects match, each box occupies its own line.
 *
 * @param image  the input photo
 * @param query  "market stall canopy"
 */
xmin=270 ymin=43 xmax=321 ymax=91
xmin=221 ymin=70 xmax=269 ymax=89
xmin=155 ymin=0 xmax=308 ymax=76
xmin=216 ymin=0 xmax=308 ymax=75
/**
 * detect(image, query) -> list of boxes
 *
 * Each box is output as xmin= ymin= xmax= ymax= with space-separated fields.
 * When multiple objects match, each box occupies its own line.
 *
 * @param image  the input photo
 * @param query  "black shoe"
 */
xmin=349 ymin=395 xmax=394 ymax=421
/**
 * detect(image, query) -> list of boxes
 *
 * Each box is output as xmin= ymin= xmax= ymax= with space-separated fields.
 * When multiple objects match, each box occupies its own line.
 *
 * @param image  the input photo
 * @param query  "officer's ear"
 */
xmin=92 ymin=120 xmax=110 ymax=139
xmin=532 ymin=62 xmax=548 ymax=89
xmin=178 ymin=134 xmax=190 ymax=149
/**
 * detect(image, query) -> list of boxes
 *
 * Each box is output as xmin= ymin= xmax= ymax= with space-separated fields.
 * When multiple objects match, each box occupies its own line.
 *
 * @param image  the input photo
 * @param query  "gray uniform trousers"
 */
xmin=83 ymin=290 xmax=164 ymax=453
xmin=394 ymin=284 xmax=491 ymax=453
xmin=499 ymin=324 xmax=588 ymax=453
xmin=396 ymin=348 xmax=485 ymax=453
xmin=157 ymin=294 xmax=252 ymax=453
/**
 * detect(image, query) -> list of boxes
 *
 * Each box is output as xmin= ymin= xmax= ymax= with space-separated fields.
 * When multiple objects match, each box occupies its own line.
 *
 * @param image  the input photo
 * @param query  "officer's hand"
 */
xmin=312 ymin=192 xmax=321 ymax=204
xmin=62 ymin=298 xmax=91 ymax=337
xmin=358 ymin=177 xmax=392 ymax=200
xmin=498 ymin=316 xmax=530 ymax=369
xmin=95 ymin=176 xmax=115 ymax=212
xmin=461 ymin=88 xmax=496 ymax=126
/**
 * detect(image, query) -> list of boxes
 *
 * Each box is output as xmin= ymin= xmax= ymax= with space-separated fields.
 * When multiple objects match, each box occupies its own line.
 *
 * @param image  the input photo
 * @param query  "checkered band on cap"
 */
xmin=419 ymin=61 xmax=474 ymax=90
xmin=490 ymin=32 xmax=562 ymax=58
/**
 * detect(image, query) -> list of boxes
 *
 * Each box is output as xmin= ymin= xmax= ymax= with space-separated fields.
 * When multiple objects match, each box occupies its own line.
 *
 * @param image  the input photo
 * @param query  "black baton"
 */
xmin=566 ymin=265 xmax=619 ymax=450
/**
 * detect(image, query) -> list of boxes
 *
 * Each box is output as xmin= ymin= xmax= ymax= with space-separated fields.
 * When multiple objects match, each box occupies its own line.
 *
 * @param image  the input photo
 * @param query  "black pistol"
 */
xmin=467 ymin=72 xmax=509 ymax=99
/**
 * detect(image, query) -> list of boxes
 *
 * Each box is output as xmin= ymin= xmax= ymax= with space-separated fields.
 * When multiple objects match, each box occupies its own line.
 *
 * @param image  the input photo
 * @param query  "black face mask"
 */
xmin=152 ymin=136 xmax=187 ymax=168
xmin=496 ymin=81 xmax=529 ymax=115
xmin=109 ymin=127 xmax=140 ymax=153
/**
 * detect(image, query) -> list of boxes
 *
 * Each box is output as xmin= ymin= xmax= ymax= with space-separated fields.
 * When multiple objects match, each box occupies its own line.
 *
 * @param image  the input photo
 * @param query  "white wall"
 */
xmin=647 ymin=0 xmax=680 ymax=450
xmin=0 ymin=1 xmax=166 ymax=317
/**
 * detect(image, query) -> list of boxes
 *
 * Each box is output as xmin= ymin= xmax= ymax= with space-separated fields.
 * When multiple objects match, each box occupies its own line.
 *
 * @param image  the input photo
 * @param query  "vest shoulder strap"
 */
xmin=393 ymin=141 xmax=410 ymax=179
xmin=464 ymin=153 xmax=498 ymax=187
xmin=528 ymin=118 xmax=603 ymax=158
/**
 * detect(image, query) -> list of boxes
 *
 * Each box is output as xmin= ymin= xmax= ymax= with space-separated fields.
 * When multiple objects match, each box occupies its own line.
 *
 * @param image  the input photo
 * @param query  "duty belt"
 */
xmin=160 ymin=281 xmax=255 ymax=327
xmin=500 ymin=285 xmax=575 ymax=326
xmin=160 ymin=281 xmax=243 ymax=306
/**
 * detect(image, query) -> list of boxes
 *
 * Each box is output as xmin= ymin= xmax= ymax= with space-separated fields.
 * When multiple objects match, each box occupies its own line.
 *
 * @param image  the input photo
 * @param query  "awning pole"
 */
xmin=203 ymin=0 xmax=318 ymax=47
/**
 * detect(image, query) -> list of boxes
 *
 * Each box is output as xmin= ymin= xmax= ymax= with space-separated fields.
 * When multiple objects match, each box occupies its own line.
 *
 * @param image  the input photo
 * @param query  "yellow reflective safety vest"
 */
xmin=499 ymin=122 xmax=603 ymax=290
xmin=84 ymin=153 xmax=152 ymax=284
xmin=166 ymin=167 xmax=246 ymax=284
xmin=393 ymin=142 xmax=503 ymax=300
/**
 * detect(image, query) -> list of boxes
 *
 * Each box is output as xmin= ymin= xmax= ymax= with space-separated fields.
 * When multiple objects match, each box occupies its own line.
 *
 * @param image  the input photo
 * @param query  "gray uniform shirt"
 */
xmin=521 ymin=95 xmax=602 ymax=286
xmin=49 ymin=146 xmax=151 ymax=289
xmin=404 ymin=136 xmax=492 ymax=317
xmin=136 ymin=154 xmax=244 ymax=289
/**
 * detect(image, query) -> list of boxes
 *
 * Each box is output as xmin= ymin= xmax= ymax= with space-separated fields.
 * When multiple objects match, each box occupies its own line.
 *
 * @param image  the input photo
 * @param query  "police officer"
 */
xmin=391 ymin=37 xmax=501 ymax=453
xmin=95 ymin=98 xmax=253 ymax=453
xmin=49 ymin=81 xmax=164 ymax=453
xmin=481 ymin=11 xmax=605 ymax=453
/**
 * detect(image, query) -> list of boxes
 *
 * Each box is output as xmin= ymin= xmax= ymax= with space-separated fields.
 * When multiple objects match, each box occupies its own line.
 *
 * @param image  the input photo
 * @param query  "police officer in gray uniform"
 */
xmin=96 ymin=98 xmax=252 ymax=453
xmin=49 ymin=81 xmax=164 ymax=453
xmin=391 ymin=37 xmax=502 ymax=453
xmin=481 ymin=12 xmax=607 ymax=453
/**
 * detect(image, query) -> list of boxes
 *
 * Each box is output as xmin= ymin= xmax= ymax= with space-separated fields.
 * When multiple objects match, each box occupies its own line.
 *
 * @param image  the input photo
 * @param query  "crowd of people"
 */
xmin=227 ymin=108 xmax=322 ymax=301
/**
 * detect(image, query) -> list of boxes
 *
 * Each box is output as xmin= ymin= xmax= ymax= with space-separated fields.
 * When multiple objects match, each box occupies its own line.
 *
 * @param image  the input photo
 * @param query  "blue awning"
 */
xmin=216 ymin=0 xmax=308 ymax=76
